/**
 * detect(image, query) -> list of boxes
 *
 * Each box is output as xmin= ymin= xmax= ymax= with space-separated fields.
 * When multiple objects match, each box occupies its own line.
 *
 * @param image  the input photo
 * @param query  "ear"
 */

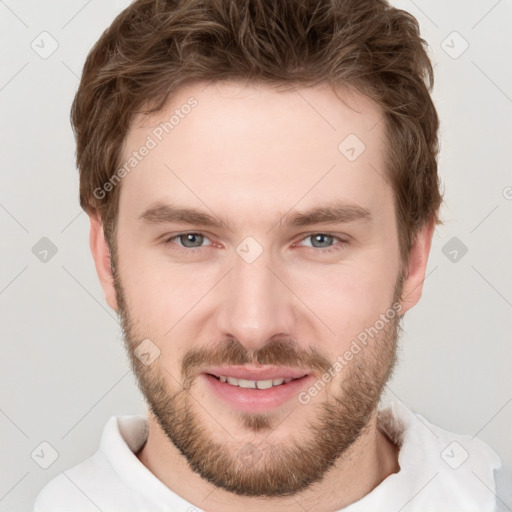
xmin=399 ymin=220 xmax=436 ymax=314
xmin=89 ymin=213 xmax=119 ymax=312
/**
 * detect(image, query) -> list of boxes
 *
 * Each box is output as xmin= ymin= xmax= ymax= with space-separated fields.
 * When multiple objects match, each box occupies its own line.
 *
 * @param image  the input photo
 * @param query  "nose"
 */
xmin=215 ymin=249 xmax=296 ymax=354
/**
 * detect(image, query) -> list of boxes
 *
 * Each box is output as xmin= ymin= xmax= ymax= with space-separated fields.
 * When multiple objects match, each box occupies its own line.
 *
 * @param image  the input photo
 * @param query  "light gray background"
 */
xmin=1 ymin=1 xmax=511 ymax=510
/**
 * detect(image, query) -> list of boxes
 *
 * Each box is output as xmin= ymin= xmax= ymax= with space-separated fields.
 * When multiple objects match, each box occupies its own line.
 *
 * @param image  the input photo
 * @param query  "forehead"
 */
xmin=118 ymin=80 xmax=390 ymax=225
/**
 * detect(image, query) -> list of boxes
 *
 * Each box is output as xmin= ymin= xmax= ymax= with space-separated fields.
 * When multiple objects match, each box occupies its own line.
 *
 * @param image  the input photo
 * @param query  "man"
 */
xmin=34 ymin=0 xmax=502 ymax=510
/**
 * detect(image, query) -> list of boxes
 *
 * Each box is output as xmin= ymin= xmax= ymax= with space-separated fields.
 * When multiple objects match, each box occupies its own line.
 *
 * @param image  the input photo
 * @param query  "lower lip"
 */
xmin=201 ymin=373 xmax=314 ymax=413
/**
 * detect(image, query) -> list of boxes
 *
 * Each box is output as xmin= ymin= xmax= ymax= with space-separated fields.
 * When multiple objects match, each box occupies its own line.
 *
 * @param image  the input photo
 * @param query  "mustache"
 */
xmin=180 ymin=337 xmax=332 ymax=388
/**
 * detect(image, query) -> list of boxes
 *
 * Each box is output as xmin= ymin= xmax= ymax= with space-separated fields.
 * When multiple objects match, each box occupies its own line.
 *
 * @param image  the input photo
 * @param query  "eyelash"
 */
xmin=162 ymin=232 xmax=348 ymax=254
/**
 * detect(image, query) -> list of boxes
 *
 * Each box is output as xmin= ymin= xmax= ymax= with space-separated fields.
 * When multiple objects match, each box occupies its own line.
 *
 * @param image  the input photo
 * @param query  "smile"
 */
xmin=211 ymin=375 xmax=298 ymax=389
xmin=201 ymin=367 xmax=314 ymax=413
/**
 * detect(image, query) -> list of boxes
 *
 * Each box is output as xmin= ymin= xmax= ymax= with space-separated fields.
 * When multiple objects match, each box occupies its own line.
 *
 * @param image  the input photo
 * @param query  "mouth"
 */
xmin=211 ymin=374 xmax=300 ymax=389
xmin=200 ymin=366 xmax=314 ymax=413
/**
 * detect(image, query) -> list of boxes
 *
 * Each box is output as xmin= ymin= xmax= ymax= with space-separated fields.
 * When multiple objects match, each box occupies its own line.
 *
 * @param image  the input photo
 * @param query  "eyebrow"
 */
xmin=281 ymin=203 xmax=371 ymax=227
xmin=138 ymin=203 xmax=234 ymax=231
xmin=138 ymin=201 xmax=372 ymax=231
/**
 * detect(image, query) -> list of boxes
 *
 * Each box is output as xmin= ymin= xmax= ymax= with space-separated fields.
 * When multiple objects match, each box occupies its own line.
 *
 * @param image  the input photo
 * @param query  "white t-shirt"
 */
xmin=34 ymin=401 xmax=503 ymax=511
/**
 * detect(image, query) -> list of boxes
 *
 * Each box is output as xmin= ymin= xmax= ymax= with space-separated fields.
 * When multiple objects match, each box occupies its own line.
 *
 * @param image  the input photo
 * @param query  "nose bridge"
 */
xmin=216 ymin=248 xmax=295 ymax=352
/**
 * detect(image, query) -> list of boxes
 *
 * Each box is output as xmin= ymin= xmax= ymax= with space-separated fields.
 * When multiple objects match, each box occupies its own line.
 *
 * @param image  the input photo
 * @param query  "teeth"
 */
xmin=238 ymin=379 xmax=257 ymax=389
xmin=217 ymin=376 xmax=297 ymax=389
xmin=256 ymin=379 xmax=273 ymax=389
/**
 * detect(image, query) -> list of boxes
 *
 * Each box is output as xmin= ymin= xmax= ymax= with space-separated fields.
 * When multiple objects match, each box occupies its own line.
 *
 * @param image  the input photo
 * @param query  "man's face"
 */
xmin=110 ymin=81 xmax=404 ymax=495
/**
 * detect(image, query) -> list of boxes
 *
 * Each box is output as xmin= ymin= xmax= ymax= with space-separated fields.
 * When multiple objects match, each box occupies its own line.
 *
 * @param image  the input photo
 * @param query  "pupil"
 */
xmin=313 ymin=234 xmax=332 ymax=248
xmin=182 ymin=234 xmax=202 ymax=247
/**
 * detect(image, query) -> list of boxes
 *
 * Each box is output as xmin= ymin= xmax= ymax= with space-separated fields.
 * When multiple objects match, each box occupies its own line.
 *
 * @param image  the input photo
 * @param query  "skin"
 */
xmin=89 ymin=81 xmax=434 ymax=511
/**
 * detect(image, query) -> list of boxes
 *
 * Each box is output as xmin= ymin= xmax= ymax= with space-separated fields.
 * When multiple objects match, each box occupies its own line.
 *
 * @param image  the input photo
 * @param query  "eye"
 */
xmin=164 ymin=232 xmax=214 ymax=250
xmin=296 ymin=233 xmax=347 ymax=252
xmin=162 ymin=232 xmax=347 ymax=254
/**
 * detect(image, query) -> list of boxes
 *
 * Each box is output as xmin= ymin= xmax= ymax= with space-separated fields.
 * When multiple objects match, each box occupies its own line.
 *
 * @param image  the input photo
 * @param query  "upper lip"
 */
xmin=204 ymin=365 xmax=309 ymax=381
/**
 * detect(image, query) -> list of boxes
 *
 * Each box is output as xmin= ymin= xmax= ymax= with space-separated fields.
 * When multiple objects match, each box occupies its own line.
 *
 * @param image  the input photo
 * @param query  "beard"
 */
xmin=112 ymin=264 xmax=403 ymax=497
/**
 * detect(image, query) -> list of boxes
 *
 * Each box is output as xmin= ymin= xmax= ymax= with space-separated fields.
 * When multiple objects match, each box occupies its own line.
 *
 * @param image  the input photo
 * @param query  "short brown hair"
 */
xmin=71 ymin=0 xmax=442 ymax=263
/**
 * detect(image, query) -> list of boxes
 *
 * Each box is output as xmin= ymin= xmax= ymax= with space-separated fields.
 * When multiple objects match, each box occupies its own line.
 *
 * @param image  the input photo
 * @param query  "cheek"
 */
xmin=289 ymin=254 xmax=399 ymax=342
xmin=117 ymin=245 xmax=219 ymax=339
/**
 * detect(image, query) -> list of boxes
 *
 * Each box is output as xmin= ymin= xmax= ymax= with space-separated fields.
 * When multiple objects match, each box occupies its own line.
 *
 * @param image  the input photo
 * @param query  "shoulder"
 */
xmin=33 ymin=415 xmax=148 ymax=512
xmin=33 ymin=451 xmax=116 ymax=511
xmin=376 ymin=401 xmax=503 ymax=511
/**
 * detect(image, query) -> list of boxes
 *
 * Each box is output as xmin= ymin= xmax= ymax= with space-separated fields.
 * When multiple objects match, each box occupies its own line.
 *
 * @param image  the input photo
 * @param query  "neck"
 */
xmin=136 ymin=410 xmax=400 ymax=511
